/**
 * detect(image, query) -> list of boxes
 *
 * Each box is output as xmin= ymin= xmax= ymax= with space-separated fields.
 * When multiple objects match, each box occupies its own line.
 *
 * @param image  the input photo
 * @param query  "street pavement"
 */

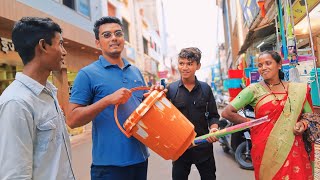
xmin=147 ymin=143 xmax=254 ymax=180
xmin=71 ymin=129 xmax=254 ymax=180
xmin=71 ymin=131 xmax=92 ymax=180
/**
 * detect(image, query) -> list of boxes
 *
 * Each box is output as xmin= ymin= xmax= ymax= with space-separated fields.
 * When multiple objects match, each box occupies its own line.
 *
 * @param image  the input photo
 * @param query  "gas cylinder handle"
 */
xmin=114 ymin=86 xmax=150 ymax=138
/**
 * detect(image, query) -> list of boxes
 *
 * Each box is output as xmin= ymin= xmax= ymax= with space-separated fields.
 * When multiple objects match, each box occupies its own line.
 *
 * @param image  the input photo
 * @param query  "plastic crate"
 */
xmin=225 ymin=78 xmax=243 ymax=89
xmin=310 ymin=68 xmax=320 ymax=106
xmin=228 ymin=70 xmax=244 ymax=78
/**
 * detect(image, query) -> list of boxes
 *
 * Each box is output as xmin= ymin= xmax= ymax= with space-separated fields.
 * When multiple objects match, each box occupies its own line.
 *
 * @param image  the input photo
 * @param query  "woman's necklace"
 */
xmin=265 ymin=80 xmax=292 ymax=116
xmin=264 ymin=80 xmax=281 ymax=88
xmin=264 ymin=80 xmax=284 ymax=92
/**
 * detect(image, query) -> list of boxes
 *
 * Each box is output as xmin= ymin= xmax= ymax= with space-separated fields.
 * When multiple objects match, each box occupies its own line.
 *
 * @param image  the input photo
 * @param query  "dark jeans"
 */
xmin=91 ymin=160 xmax=148 ymax=180
xmin=172 ymin=156 xmax=216 ymax=180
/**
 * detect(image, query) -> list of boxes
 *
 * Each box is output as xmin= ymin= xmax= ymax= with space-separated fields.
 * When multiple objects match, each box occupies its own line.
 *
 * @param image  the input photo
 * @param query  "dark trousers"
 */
xmin=91 ymin=160 xmax=148 ymax=180
xmin=172 ymin=156 xmax=216 ymax=180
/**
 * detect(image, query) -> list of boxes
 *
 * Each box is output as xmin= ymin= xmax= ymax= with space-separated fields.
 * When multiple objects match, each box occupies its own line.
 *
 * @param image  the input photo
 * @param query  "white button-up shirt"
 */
xmin=0 ymin=73 xmax=74 ymax=180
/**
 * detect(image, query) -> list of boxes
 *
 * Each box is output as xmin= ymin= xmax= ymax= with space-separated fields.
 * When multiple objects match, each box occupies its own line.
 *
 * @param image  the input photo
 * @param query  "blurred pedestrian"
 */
xmin=0 ymin=17 xmax=74 ymax=179
xmin=166 ymin=47 xmax=220 ymax=180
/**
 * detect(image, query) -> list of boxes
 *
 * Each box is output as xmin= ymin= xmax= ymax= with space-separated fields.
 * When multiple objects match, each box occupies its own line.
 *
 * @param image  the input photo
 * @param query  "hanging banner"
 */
xmin=157 ymin=70 xmax=168 ymax=79
xmin=293 ymin=0 xmax=320 ymax=24
xmin=250 ymin=71 xmax=262 ymax=83
xmin=240 ymin=0 xmax=260 ymax=27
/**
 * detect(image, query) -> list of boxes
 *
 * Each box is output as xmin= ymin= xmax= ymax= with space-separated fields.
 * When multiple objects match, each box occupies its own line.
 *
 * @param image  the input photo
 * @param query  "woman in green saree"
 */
xmin=222 ymin=51 xmax=313 ymax=180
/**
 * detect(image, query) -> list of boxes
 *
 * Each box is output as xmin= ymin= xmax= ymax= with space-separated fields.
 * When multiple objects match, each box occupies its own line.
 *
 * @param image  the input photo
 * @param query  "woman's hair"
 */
xmin=258 ymin=50 xmax=285 ymax=80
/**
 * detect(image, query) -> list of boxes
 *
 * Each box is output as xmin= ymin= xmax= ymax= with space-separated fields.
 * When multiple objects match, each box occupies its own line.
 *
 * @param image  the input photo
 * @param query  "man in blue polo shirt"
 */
xmin=67 ymin=16 xmax=161 ymax=180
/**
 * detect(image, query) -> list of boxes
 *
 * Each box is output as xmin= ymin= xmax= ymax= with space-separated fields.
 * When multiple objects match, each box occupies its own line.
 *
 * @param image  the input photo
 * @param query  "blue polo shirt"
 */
xmin=70 ymin=56 xmax=149 ymax=166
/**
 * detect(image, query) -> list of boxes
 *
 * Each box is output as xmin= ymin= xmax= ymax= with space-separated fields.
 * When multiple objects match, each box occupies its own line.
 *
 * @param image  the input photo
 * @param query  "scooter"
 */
xmin=218 ymin=106 xmax=254 ymax=170
xmin=214 ymin=92 xmax=229 ymax=108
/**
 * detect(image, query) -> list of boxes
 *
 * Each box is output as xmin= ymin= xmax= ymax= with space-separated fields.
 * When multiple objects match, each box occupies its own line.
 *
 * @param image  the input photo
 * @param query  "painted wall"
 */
xmin=17 ymin=0 xmax=102 ymax=33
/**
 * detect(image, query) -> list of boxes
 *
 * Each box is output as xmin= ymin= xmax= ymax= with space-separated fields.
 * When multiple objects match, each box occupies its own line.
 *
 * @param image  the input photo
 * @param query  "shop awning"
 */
xmin=238 ymin=22 xmax=276 ymax=55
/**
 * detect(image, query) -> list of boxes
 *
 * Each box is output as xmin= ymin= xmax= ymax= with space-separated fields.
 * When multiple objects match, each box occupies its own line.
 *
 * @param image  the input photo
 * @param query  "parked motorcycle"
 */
xmin=218 ymin=106 xmax=254 ymax=170
xmin=214 ymin=92 xmax=229 ymax=108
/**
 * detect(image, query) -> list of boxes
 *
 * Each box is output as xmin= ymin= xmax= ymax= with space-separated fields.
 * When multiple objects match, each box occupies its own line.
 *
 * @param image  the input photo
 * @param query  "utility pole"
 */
xmin=218 ymin=45 xmax=223 ymax=86
xmin=216 ymin=4 xmax=223 ymax=89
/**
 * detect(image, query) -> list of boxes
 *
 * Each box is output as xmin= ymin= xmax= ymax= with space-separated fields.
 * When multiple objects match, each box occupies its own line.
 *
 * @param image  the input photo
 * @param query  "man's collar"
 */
xmin=99 ymin=55 xmax=131 ymax=68
xmin=15 ymin=72 xmax=57 ymax=96
xmin=178 ymin=76 xmax=200 ymax=88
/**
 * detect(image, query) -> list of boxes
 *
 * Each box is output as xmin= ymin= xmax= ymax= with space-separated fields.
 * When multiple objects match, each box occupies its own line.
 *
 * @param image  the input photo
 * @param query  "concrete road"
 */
xmin=71 ymin=131 xmax=92 ymax=180
xmin=148 ymin=143 xmax=254 ymax=180
xmin=71 ymin=131 xmax=254 ymax=180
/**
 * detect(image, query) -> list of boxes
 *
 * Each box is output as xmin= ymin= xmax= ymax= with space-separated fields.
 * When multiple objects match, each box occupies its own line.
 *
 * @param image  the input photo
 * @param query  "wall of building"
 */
xmin=64 ymin=48 xmax=99 ymax=72
xmin=16 ymin=0 xmax=101 ymax=33
xmin=0 ymin=0 xmax=101 ymax=114
xmin=1 ymin=0 xmax=97 ymax=48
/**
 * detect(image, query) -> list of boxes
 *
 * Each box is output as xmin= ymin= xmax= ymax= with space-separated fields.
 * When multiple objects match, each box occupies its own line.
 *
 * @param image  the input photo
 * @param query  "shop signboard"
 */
xmin=0 ymin=37 xmax=15 ymax=54
xmin=240 ymin=0 xmax=260 ymax=27
xmin=250 ymin=71 xmax=262 ymax=83
xmin=293 ymin=0 xmax=320 ymax=24
xmin=158 ymin=70 xmax=168 ymax=79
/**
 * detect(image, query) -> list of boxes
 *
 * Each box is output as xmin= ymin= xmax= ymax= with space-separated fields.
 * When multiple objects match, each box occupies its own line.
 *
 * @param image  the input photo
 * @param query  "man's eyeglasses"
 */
xmin=101 ymin=31 xmax=124 ymax=39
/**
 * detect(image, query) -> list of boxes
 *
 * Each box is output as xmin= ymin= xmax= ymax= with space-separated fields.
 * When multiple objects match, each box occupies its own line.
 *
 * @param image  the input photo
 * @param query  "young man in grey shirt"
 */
xmin=0 ymin=17 xmax=74 ymax=180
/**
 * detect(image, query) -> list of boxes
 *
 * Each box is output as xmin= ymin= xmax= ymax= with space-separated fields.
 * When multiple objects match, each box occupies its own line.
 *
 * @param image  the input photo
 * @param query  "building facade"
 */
xmin=0 ymin=0 xmax=172 ymax=117
xmin=218 ymin=0 xmax=320 ymax=111
xmin=0 ymin=0 xmax=104 ymax=112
